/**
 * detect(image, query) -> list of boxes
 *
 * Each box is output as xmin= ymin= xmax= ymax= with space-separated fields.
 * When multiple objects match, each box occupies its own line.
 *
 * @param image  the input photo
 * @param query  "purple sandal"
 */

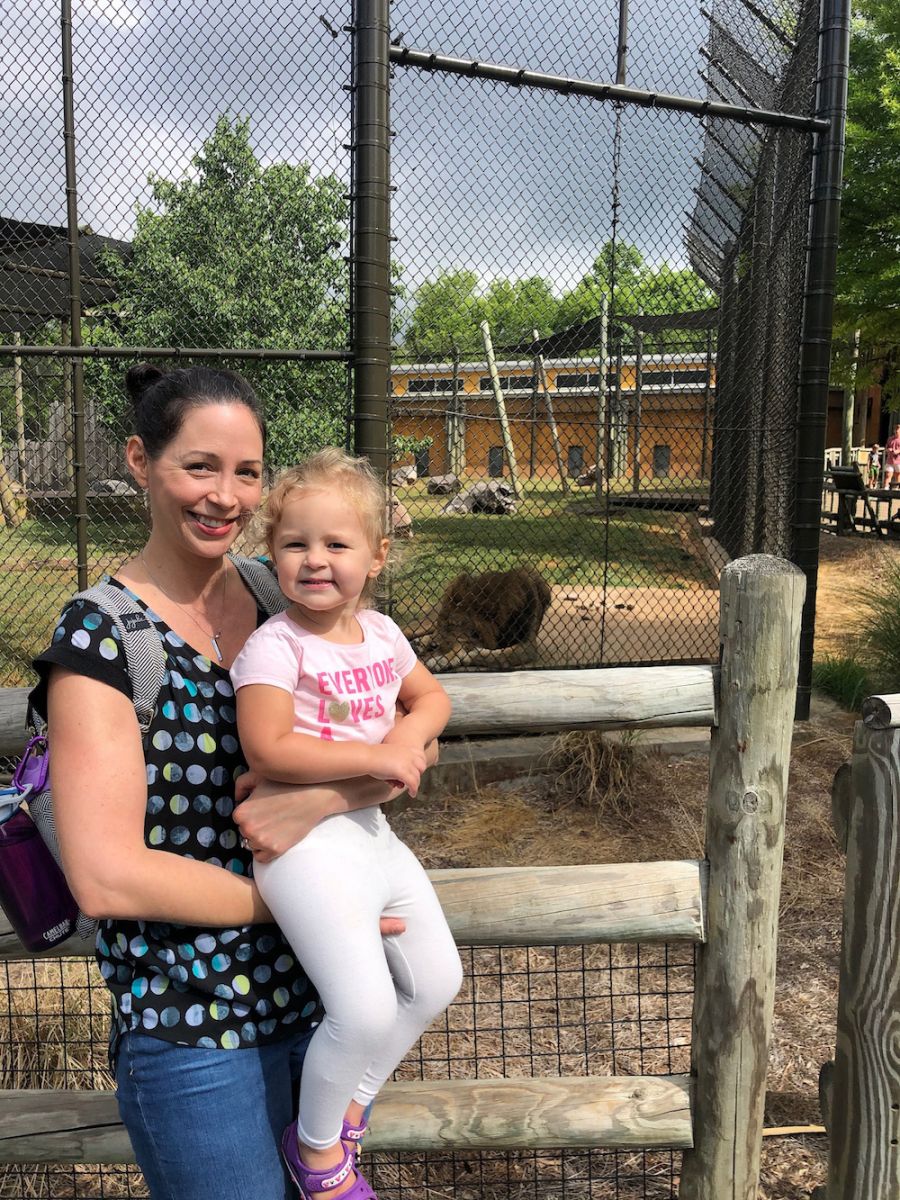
xmin=341 ymin=1116 xmax=368 ymax=1162
xmin=281 ymin=1126 xmax=377 ymax=1200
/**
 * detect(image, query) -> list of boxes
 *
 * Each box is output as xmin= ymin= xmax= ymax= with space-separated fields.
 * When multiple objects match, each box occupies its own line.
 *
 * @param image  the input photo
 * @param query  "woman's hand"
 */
xmin=233 ymin=777 xmax=333 ymax=862
xmin=234 ymin=777 xmax=407 ymax=935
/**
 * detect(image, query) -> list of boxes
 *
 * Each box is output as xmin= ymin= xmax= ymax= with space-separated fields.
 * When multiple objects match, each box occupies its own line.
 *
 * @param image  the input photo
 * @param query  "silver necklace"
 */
xmin=140 ymin=553 xmax=229 ymax=662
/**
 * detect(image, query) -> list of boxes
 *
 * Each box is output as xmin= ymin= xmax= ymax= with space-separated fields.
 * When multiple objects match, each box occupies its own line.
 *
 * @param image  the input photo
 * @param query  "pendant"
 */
xmin=211 ymin=633 xmax=224 ymax=662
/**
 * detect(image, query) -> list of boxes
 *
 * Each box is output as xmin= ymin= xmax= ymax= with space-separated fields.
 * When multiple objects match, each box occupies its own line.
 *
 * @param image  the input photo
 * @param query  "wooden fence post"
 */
xmin=679 ymin=554 xmax=805 ymax=1200
xmin=819 ymin=697 xmax=900 ymax=1198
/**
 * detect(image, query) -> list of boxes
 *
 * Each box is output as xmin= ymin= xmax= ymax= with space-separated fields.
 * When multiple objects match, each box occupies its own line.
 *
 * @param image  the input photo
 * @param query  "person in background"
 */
xmin=867 ymin=443 xmax=882 ymax=489
xmin=884 ymin=425 xmax=900 ymax=488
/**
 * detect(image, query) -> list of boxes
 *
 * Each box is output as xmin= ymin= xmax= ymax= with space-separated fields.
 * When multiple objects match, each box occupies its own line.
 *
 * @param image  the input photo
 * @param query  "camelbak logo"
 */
xmin=121 ymin=612 xmax=152 ymax=632
xmin=43 ymin=920 xmax=72 ymax=942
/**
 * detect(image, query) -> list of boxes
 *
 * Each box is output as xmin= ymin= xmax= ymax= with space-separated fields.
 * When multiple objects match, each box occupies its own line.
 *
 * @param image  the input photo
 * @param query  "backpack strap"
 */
xmin=71 ymin=582 xmax=167 ymax=735
xmin=230 ymin=554 xmax=288 ymax=617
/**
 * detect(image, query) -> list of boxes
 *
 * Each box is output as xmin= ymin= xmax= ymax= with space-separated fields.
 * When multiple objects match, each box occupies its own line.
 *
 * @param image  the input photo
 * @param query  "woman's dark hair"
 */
xmin=125 ymin=364 xmax=266 ymax=459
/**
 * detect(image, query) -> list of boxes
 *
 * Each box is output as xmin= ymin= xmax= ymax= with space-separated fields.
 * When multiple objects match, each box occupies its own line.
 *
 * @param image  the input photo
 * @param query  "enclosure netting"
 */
xmin=1 ymin=944 xmax=694 ymax=1199
xmin=1 ymin=0 xmax=823 ymax=1195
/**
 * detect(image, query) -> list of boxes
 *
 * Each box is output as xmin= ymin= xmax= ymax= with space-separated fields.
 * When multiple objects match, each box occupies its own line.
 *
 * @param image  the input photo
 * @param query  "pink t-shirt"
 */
xmin=230 ymin=609 xmax=417 ymax=743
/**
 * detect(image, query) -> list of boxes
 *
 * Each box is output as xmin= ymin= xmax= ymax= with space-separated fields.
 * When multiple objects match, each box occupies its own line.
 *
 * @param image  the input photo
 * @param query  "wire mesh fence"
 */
xmin=0 ymin=0 xmax=838 ymax=692
xmin=0 ymin=942 xmax=695 ymax=1199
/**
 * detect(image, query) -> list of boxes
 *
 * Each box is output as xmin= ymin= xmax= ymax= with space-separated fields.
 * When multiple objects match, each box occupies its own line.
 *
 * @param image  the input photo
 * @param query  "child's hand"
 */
xmin=369 ymin=744 xmax=428 ymax=797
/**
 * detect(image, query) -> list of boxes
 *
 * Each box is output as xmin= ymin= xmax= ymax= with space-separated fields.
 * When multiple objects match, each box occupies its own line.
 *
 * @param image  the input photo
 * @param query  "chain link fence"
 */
xmin=0 ymin=0 xmax=845 ymax=1196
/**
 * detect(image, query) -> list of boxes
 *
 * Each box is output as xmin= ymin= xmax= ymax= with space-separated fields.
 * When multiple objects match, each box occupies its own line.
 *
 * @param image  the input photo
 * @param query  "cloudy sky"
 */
xmin=1 ymin=0 xmax=715 ymax=293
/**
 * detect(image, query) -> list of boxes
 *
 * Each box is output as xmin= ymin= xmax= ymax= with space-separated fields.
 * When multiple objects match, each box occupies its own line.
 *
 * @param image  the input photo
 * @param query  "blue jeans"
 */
xmin=115 ymin=1028 xmax=314 ymax=1199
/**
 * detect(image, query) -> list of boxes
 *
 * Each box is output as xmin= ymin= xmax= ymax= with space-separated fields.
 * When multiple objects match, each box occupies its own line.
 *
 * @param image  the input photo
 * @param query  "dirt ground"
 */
xmin=393 ymin=533 xmax=891 ymax=1197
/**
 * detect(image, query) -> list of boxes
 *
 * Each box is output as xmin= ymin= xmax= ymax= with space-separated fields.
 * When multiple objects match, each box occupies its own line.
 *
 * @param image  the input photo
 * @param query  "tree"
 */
xmin=481 ymin=276 xmax=558 ymax=347
xmin=90 ymin=115 xmax=349 ymax=464
xmin=555 ymin=241 xmax=715 ymax=350
xmin=832 ymin=6 xmax=900 ymax=384
xmin=403 ymin=269 xmax=483 ymax=359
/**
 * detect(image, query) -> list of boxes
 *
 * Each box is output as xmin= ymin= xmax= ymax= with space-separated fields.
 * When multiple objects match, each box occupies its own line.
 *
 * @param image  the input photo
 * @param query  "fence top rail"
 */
xmin=0 ymin=665 xmax=717 ymax=757
xmin=441 ymin=664 xmax=717 ymax=736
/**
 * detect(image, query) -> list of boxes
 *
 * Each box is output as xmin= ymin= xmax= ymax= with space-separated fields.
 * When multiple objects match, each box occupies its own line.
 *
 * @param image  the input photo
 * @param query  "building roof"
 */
xmin=0 ymin=216 xmax=131 ymax=335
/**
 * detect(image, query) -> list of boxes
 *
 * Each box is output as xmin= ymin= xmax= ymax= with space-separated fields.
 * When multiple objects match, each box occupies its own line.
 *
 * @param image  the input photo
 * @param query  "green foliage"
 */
xmin=811 ymin=655 xmax=872 ymax=712
xmin=853 ymin=557 xmax=900 ymax=692
xmin=88 ymin=115 xmax=349 ymax=462
xmin=832 ymin=6 xmax=900 ymax=390
xmin=390 ymin=433 xmax=433 ymax=463
xmin=554 ymin=242 xmax=716 ymax=349
xmin=403 ymin=242 xmax=715 ymax=361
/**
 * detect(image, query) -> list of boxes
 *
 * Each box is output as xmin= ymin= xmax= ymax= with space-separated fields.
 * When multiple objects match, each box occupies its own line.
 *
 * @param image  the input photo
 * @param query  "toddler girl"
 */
xmin=230 ymin=448 xmax=462 ymax=1200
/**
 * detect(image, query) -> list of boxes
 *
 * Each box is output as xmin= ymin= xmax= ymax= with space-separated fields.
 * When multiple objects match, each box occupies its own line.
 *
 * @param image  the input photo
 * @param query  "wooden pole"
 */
xmin=480 ymin=320 xmax=521 ymax=498
xmin=679 ymin=554 xmax=805 ymax=1200
xmin=533 ymin=328 xmax=568 ymax=494
xmin=631 ymin=325 xmax=643 ymax=492
xmin=820 ymin=711 xmax=900 ymax=1198
xmin=12 ymin=331 xmax=27 ymax=485
xmin=594 ymin=298 xmax=608 ymax=503
xmin=700 ymin=328 xmax=713 ymax=481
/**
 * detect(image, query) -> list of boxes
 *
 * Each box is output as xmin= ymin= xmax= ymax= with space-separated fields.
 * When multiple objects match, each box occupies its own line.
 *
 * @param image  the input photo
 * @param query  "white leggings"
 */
xmin=254 ymin=806 xmax=463 ymax=1150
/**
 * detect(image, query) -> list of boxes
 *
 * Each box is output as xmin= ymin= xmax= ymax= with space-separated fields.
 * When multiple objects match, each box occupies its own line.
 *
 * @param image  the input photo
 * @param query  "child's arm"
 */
xmin=236 ymin=683 xmax=428 ymax=796
xmin=383 ymin=662 xmax=452 ymax=750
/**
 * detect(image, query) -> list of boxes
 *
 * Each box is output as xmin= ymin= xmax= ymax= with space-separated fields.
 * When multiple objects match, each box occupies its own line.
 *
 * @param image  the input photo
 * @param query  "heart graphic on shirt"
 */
xmin=328 ymin=701 xmax=350 ymax=722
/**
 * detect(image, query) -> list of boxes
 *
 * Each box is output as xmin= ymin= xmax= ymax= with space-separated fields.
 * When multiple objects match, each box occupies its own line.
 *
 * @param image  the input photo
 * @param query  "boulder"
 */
xmin=87 ymin=479 xmax=136 ymax=496
xmin=426 ymin=473 xmax=459 ymax=495
xmin=443 ymin=480 xmax=517 ymax=516
xmin=391 ymin=464 xmax=417 ymax=487
xmin=390 ymin=498 xmax=413 ymax=539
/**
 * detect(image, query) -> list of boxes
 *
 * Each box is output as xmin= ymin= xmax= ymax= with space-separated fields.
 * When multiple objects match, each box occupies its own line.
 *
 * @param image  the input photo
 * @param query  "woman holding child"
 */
xmin=30 ymin=364 xmax=458 ymax=1200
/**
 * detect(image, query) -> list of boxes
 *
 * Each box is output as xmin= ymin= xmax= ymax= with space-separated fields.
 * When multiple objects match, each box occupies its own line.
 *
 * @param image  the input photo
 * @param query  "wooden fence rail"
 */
xmin=0 ymin=555 xmax=805 ymax=1200
xmin=814 ymin=694 xmax=900 ymax=1199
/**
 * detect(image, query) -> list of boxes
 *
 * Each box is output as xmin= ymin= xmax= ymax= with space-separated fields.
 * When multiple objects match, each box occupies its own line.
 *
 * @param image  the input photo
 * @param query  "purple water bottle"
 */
xmin=0 ymin=743 xmax=79 ymax=952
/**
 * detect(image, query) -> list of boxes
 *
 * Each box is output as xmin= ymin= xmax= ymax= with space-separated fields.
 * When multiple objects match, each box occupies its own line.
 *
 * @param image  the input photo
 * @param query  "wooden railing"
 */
xmin=0 ymin=554 xmax=806 ymax=1199
xmin=814 ymin=694 xmax=900 ymax=1199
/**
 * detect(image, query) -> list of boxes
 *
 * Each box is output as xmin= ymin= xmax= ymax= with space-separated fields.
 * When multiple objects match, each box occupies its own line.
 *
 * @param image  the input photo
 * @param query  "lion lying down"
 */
xmin=416 ymin=567 xmax=552 ymax=671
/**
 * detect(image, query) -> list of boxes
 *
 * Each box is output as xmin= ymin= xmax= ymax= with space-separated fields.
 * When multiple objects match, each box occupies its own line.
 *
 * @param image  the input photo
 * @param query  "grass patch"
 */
xmin=811 ymin=655 xmax=872 ymax=712
xmin=0 ymin=518 xmax=142 ymax=686
xmin=2 ymin=496 xmax=713 ymax=684
xmin=853 ymin=557 xmax=900 ymax=693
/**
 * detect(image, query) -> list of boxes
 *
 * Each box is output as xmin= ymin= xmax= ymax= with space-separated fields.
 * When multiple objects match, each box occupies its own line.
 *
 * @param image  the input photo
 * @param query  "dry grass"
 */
xmin=541 ymin=731 xmax=641 ymax=817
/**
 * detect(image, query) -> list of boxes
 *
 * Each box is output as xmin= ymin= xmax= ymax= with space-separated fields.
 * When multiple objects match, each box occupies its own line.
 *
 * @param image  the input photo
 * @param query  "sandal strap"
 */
xmin=283 ymin=1134 xmax=355 ymax=1194
xmin=341 ymin=1117 xmax=368 ymax=1144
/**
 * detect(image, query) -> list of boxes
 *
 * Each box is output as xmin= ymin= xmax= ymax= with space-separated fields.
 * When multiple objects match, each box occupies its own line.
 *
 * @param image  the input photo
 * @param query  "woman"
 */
xmin=30 ymin=364 xmax=419 ymax=1200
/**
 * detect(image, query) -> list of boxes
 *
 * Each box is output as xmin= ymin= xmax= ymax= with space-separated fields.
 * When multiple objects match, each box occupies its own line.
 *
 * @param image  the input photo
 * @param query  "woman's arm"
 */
xmin=47 ymin=667 xmax=271 ymax=925
xmin=236 ymin=683 xmax=427 ymax=793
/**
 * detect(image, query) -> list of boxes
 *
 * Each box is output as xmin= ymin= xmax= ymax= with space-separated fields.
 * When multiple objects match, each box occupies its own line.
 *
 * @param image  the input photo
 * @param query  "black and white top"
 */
xmin=31 ymin=578 xmax=323 ymax=1062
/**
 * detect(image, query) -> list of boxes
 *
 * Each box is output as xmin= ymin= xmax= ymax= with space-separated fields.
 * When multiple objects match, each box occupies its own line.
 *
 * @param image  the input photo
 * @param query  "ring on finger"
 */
xmin=240 ymin=835 xmax=252 ymax=851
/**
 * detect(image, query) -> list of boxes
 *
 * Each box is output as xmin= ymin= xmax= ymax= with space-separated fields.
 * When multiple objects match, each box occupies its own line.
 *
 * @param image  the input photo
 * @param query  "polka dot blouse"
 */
xmin=32 ymin=579 xmax=323 ymax=1060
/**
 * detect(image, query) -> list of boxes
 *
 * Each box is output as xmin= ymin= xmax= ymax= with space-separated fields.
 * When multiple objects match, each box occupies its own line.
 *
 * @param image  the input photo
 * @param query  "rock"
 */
xmin=443 ymin=480 xmax=517 ymax=516
xmin=575 ymin=464 xmax=603 ymax=488
xmin=426 ymin=473 xmax=460 ymax=495
xmin=87 ymin=478 xmax=136 ymax=495
xmin=391 ymin=464 xmax=417 ymax=487
xmin=390 ymin=498 xmax=413 ymax=539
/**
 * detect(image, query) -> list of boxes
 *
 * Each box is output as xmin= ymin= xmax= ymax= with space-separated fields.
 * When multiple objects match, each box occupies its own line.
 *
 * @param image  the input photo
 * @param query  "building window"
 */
xmin=556 ymin=372 xmax=595 ymax=389
xmin=652 ymin=444 xmax=671 ymax=478
xmin=414 ymin=446 xmax=430 ymax=476
xmin=567 ymin=445 xmax=585 ymax=477
xmin=488 ymin=446 xmax=505 ymax=477
xmin=408 ymin=378 xmax=455 ymax=393
xmin=479 ymin=375 xmax=536 ymax=392
xmin=672 ymin=369 xmax=708 ymax=385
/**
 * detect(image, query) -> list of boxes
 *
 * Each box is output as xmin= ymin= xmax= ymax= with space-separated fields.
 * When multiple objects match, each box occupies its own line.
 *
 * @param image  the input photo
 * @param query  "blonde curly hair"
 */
xmin=259 ymin=447 xmax=391 ymax=605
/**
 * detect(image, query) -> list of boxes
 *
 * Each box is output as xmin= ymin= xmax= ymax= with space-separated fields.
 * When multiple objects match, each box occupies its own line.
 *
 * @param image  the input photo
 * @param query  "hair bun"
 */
xmin=125 ymin=363 xmax=164 ymax=406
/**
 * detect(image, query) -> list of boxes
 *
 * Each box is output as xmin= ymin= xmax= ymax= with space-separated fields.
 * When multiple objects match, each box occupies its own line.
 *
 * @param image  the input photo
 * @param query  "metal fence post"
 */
xmin=792 ymin=0 xmax=851 ymax=719
xmin=351 ymin=0 xmax=392 ymax=474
